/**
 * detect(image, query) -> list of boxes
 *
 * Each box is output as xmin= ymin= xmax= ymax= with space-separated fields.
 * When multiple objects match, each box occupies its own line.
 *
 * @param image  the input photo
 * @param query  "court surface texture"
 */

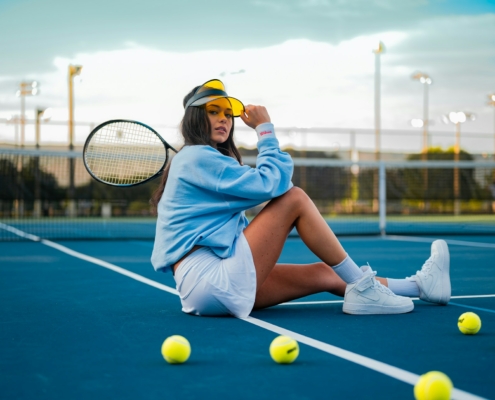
xmin=1 ymin=233 xmax=494 ymax=399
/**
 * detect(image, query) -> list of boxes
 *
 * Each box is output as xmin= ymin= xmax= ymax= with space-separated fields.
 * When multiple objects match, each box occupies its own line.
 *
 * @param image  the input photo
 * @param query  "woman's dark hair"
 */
xmin=150 ymin=86 xmax=243 ymax=208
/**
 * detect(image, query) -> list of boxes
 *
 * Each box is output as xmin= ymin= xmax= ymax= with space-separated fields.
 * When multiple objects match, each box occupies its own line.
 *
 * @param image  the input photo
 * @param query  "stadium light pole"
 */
xmin=16 ymin=81 xmax=39 ymax=147
xmin=372 ymin=42 xmax=385 ymax=216
xmin=488 ymin=93 xmax=495 ymax=160
xmin=68 ymin=65 xmax=82 ymax=151
xmin=35 ymin=108 xmax=52 ymax=149
xmin=411 ymin=72 xmax=432 ymax=207
xmin=7 ymin=114 xmax=21 ymax=146
xmin=447 ymin=111 xmax=475 ymax=215
xmin=34 ymin=107 xmax=51 ymax=218
xmin=411 ymin=72 xmax=432 ymax=154
xmin=68 ymin=64 xmax=82 ymax=218
xmin=372 ymin=42 xmax=385 ymax=161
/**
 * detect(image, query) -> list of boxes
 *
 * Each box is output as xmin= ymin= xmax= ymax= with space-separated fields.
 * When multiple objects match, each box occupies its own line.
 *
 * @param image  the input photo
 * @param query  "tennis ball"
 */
xmin=161 ymin=335 xmax=191 ymax=364
xmin=269 ymin=335 xmax=299 ymax=364
xmin=414 ymin=371 xmax=453 ymax=400
xmin=458 ymin=312 xmax=481 ymax=335
xmin=414 ymin=373 xmax=428 ymax=400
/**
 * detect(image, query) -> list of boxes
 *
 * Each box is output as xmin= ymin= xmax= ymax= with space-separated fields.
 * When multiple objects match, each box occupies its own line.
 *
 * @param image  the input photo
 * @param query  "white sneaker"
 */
xmin=343 ymin=265 xmax=414 ymax=315
xmin=407 ymin=240 xmax=451 ymax=305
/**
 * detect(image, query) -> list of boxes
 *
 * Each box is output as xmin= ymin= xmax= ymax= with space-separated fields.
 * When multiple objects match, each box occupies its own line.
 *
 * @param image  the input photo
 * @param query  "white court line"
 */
xmin=280 ymin=300 xmax=345 ymax=305
xmin=448 ymin=294 xmax=495 ymax=299
xmin=0 ymin=222 xmax=41 ymax=241
xmin=384 ymin=235 xmax=495 ymax=249
xmin=279 ymin=294 xmax=495 ymax=306
xmin=0 ymin=223 xmax=486 ymax=400
xmin=243 ymin=316 xmax=482 ymax=400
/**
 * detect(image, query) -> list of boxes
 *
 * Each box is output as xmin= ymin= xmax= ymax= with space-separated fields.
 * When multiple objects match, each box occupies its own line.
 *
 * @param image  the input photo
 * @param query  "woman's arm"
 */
xmin=240 ymin=105 xmax=271 ymax=129
xmin=176 ymin=105 xmax=293 ymax=202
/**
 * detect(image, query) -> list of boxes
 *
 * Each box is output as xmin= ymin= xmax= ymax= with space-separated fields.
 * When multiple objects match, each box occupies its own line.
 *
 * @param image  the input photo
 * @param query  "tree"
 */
xmin=401 ymin=147 xmax=489 ymax=201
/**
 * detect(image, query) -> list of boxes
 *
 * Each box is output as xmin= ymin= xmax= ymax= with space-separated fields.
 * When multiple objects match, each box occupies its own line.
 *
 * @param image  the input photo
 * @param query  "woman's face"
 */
xmin=205 ymin=98 xmax=233 ymax=147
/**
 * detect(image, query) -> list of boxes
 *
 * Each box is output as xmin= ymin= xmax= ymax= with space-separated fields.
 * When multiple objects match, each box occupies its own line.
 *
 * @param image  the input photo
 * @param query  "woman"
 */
xmin=151 ymin=79 xmax=451 ymax=318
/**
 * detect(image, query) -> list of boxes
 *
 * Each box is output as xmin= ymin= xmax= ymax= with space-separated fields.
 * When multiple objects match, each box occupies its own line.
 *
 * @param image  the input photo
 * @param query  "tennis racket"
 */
xmin=83 ymin=119 xmax=178 ymax=187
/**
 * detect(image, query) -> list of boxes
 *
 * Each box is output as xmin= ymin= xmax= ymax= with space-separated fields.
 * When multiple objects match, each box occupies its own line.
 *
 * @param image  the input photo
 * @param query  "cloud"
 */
xmin=26 ymin=31 xmax=405 ymax=125
xmin=0 ymin=0 xmax=452 ymax=77
xmin=0 ymin=12 xmax=493 ymax=152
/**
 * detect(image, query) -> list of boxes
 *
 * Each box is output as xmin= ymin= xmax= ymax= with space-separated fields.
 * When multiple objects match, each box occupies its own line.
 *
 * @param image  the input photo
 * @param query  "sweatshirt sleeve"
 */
xmin=217 ymin=137 xmax=293 ymax=200
xmin=180 ymin=125 xmax=293 ymax=202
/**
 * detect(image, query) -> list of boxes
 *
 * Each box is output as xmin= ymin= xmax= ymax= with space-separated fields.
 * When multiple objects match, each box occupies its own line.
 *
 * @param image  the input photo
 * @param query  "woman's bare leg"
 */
xmin=253 ymin=262 xmax=346 ymax=309
xmin=244 ymin=187 xmax=347 ymax=290
xmin=243 ymin=187 xmax=401 ymax=312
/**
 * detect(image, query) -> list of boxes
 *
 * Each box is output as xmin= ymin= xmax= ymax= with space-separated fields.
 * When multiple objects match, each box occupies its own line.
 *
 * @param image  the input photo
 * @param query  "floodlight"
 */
xmin=41 ymin=107 xmax=52 ymax=120
xmin=69 ymin=65 xmax=83 ymax=77
xmin=449 ymin=111 xmax=465 ymax=124
xmin=411 ymin=119 xmax=424 ymax=128
xmin=412 ymin=72 xmax=432 ymax=85
xmin=372 ymin=41 xmax=385 ymax=54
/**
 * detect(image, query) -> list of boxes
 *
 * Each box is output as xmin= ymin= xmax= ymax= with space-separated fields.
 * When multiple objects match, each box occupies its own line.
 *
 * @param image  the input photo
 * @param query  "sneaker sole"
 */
xmin=343 ymin=301 xmax=414 ymax=315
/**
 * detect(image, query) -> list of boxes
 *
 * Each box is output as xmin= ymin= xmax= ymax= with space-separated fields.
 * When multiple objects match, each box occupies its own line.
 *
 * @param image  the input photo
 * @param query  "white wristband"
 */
xmin=255 ymin=123 xmax=276 ymax=141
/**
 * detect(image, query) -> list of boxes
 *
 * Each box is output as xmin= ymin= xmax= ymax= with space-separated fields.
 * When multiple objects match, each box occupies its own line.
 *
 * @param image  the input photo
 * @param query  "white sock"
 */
xmin=387 ymin=278 xmax=420 ymax=297
xmin=332 ymin=255 xmax=364 ymax=284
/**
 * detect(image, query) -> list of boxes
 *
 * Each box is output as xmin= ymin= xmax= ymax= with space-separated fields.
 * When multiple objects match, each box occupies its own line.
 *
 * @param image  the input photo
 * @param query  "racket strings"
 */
xmin=85 ymin=122 xmax=167 ymax=185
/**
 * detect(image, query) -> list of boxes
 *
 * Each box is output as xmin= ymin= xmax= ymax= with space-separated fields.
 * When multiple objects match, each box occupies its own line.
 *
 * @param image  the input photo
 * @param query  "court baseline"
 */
xmin=384 ymin=235 xmax=495 ymax=248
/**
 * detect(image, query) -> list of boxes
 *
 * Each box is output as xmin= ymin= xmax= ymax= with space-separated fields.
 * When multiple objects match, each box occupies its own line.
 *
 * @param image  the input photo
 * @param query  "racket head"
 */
xmin=83 ymin=119 xmax=176 ymax=187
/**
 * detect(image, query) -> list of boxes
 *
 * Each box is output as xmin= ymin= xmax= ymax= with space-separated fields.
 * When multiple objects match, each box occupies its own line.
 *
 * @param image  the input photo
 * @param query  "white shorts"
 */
xmin=173 ymin=233 xmax=257 ymax=318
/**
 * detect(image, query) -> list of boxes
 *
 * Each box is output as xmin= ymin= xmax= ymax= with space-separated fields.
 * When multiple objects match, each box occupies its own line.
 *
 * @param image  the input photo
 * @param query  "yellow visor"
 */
xmin=185 ymin=79 xmax=244 ymax=117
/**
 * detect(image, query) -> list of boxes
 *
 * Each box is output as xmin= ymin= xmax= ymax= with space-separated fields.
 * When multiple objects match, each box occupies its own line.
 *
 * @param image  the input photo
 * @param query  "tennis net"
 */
xmin=1 ymin=148 xmax=495 ymax=241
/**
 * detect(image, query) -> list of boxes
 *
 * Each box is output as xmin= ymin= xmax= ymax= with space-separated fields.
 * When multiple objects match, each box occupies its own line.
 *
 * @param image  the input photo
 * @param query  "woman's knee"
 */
xmin=280 ymin=186 xmax=310 ymax=206
xmin=313 ymin=262 xmax=331 ymax=275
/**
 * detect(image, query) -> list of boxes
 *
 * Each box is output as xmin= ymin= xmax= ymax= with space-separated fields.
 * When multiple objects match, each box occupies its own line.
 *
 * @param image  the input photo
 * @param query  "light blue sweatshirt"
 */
xmin=151 ymin=123 xmax=294 ymax=273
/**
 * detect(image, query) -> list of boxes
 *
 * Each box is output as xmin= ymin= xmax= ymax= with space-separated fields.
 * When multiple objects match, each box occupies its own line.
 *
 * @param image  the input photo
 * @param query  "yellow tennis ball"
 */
xmin=414 ymin=371 xmax=453 ymax=400
xmin=414 ymin=373 xmax=428 ymax=400
xmin=269 ymin=335 xmax=299 ymax=364
xmin=161 ymin=335 xmax=191 ymax=364
xmin=458 ymin=312 xmax=481 ymax=335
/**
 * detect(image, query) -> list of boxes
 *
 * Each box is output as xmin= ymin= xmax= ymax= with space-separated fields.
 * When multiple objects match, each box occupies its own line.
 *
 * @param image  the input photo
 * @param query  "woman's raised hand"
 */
xmin=240 ymin=105 xmax=271 ymax=129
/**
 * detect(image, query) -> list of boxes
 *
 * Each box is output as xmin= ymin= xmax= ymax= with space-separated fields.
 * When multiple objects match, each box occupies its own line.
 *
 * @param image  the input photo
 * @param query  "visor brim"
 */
xmin=189 ymin=96 xmax=244 ymax=117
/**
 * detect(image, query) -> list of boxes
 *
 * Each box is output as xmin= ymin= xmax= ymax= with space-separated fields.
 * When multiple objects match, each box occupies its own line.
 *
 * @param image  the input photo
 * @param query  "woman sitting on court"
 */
xmin=150 ymin=79 xmax=451 ymax=318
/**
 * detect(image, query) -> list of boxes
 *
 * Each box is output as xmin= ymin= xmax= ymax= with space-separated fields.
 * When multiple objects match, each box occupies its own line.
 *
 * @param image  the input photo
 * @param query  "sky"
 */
xmin=0 ymin=0 xmax=494 ymax=152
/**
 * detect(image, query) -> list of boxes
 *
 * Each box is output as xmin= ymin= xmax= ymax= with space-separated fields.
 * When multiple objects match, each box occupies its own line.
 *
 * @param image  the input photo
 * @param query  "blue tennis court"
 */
xmin=1 ymin=229 xmax=494 ymax=399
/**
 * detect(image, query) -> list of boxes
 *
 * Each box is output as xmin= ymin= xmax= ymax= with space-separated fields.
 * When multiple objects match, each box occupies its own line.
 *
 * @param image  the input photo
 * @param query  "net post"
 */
xmin=379 ymin=161 xmax=386 ymax=236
